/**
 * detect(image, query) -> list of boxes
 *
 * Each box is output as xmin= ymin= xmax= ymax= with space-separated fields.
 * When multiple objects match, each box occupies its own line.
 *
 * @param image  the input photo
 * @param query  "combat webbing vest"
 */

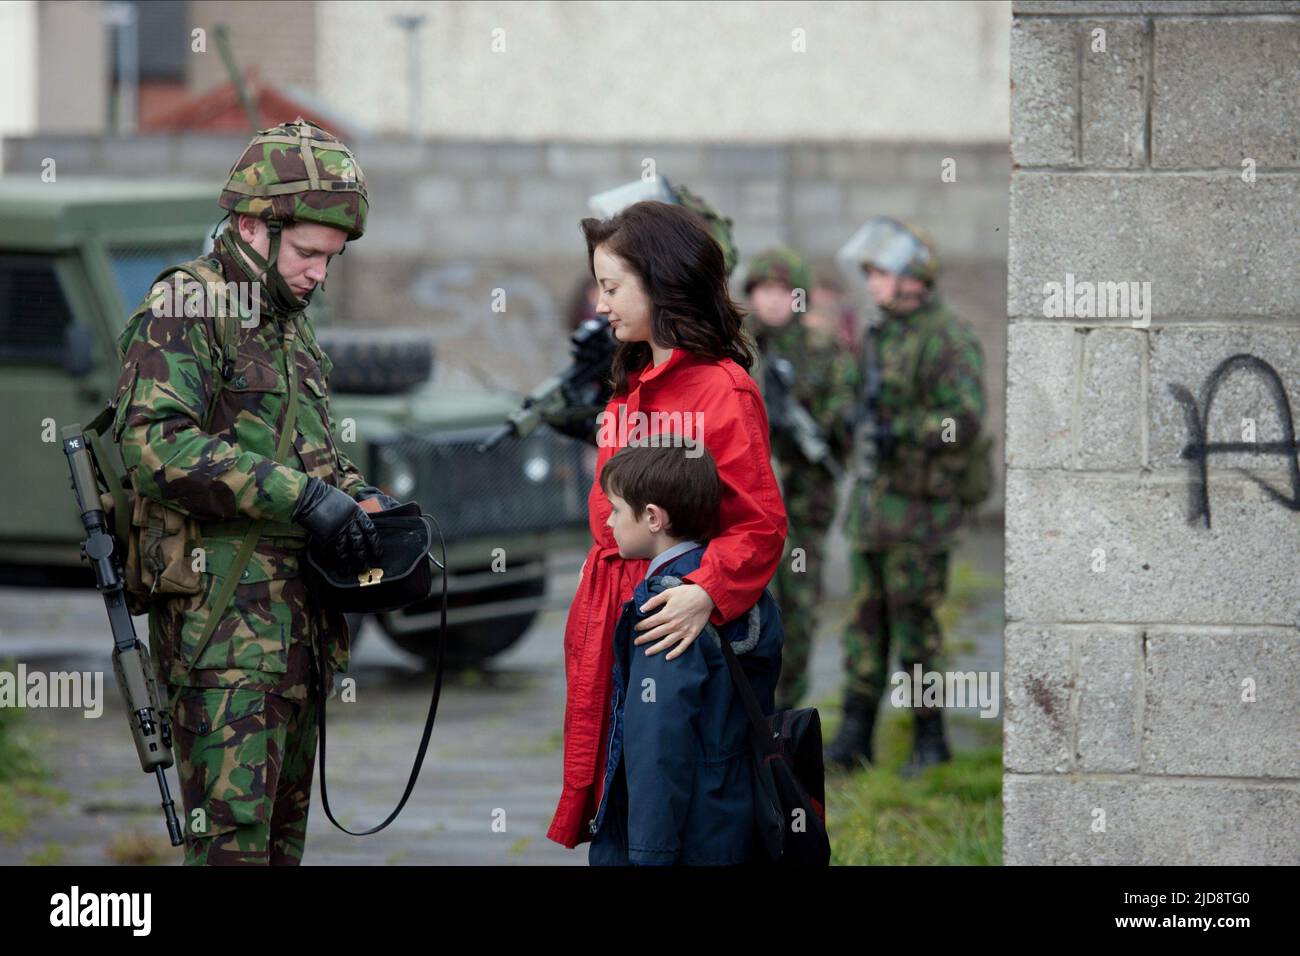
xmin=86 ymin=257 xmax=302 ymax=645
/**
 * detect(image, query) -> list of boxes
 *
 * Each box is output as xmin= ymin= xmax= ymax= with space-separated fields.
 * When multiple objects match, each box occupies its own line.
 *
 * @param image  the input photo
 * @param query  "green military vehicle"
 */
xmin=0 ymin=177 xmax=591 ymax=666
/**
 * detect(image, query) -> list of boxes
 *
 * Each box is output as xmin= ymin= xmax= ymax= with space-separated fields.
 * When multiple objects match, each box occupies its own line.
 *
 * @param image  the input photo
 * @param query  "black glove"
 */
xmin=292 ymin=477 xmax=383 ymax=575
xmin=355 ymin=484 xmax=402 ymax=512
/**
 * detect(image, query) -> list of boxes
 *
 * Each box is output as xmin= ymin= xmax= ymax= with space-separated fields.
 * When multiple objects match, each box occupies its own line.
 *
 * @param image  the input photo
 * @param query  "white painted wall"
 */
xmin=317 ymin=0 xmax=1011 ymax=142
xmin=0 ymin=0 xmax=39 ymax=162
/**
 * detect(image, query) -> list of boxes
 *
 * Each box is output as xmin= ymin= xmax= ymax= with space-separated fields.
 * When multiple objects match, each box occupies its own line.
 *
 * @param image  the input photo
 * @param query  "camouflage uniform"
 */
xmin=109 ymin=120 xmax=370 ymax=864
xmin=842 ymin=297 xmax=986 ymax=706
xmin=829 ymin=218 xmax=986 ymax=774
xmin=744 ymin=248 xmax=859 ymax=711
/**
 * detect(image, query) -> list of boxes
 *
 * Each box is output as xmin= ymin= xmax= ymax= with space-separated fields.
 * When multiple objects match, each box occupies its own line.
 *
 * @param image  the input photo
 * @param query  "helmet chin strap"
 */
xmin=221 ymin=219 xmax=308 ymax=316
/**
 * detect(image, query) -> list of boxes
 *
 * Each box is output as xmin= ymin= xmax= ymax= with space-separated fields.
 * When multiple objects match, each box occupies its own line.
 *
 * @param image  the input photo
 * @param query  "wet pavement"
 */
xmin=0 ymin=524 xmax=1003 ymax=866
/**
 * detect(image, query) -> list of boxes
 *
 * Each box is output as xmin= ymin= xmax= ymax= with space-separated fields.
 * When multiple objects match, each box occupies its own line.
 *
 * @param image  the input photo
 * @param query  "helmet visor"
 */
xmin=588 ymin=176 xmax=677 ymax=217
xmin=858 ymin=218 xmax=930 ymax=276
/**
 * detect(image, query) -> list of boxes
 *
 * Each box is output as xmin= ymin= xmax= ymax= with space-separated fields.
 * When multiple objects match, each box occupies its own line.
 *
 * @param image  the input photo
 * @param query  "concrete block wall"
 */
xmin=1006 ymin=1 xmax=1300 ymax=864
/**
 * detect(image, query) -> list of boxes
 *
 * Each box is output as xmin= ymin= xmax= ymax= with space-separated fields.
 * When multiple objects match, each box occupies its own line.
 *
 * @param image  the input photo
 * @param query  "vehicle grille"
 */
xmin=377 ymin=427 xmax=593 ymax=540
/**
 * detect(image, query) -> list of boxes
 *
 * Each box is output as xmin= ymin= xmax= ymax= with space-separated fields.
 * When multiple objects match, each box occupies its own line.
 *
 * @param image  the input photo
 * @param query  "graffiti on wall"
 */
xmin=409 ymin=261 xmax=568 ymax=389
xmin=1169 ymin=353 xmax=1300 ymax=528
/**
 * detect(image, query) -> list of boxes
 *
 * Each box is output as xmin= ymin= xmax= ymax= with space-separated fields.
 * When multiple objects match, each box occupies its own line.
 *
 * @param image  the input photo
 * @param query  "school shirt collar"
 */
xmin=644 ymin=540 xmax=704 ymax=581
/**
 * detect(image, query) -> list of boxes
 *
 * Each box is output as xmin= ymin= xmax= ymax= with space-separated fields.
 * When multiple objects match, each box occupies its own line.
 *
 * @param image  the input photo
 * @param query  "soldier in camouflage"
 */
xmin=743 ymin=247 xmax=858 ymax=711
xmin=109 ymin=118 xmax=393 ymax=864
xmin=828 ymin=218 xmax=986 ymax=776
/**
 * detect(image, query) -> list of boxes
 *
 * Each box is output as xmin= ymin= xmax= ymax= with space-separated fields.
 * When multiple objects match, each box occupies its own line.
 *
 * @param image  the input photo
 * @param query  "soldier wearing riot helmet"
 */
xmin=829 ymin=217 xmax=988 ymax=776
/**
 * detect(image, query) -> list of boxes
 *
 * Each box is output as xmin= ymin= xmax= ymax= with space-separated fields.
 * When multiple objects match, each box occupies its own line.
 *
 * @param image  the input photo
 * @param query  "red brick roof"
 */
xmin=142 ymin=70 xmax=351 ymax=139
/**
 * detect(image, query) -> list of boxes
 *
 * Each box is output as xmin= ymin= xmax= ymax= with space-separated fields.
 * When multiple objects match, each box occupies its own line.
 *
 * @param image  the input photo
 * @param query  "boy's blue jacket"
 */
xmin=588 ymin=543 xmax=783 ymax=866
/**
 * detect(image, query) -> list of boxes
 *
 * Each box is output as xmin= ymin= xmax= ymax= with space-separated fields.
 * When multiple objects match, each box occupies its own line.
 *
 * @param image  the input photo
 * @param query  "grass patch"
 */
xmin=27 ymin=841 xmax=66 ymax=866
xmin=936 ymin=560 xmax=1002 ymax=635
xmin=0 ymin=663 xmax=55 ymax=841
xmin=825 ymin=710 xmax=1001 ymax=866
xmin=104 ymin=828 xmax=173 ymax=865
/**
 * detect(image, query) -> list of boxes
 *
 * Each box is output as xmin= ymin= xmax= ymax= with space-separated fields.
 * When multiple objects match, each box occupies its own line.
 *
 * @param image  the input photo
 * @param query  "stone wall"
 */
xmin=1005 ymin=0 xmax=1299 ymax=864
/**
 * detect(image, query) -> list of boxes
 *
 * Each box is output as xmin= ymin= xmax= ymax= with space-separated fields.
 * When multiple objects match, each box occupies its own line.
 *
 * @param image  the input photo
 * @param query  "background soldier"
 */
xmin=828 ymin=218 xmax=987 ymax=775
xmin=111 ymin=119 xmax=393 ymax=864
xmin=743 ymin=247 xmax=858 ymax=712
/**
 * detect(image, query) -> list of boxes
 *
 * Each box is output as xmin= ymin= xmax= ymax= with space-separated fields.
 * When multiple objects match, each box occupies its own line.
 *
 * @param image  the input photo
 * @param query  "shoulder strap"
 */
xmin=717 ymin=624 xmax=780 ymax=757
xmin=164 ymin=258 xmax=240 ymax=421
xmin=98 ymin=258 xmax=238 ymax=437
xmin=186 ymin=321 xmax=300 ymax=672
xmin=87 ymin=258 xmax=239 ymax=545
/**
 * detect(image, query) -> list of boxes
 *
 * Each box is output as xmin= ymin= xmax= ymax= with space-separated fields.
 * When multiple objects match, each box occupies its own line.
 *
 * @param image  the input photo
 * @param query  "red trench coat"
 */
xmin=546 ymin=348 xmax=788 ymax=848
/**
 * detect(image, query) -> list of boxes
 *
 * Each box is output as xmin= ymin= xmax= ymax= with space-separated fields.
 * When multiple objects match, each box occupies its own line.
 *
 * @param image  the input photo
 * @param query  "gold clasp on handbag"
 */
xmin=357 ymin=568 xmax=384 ymax=587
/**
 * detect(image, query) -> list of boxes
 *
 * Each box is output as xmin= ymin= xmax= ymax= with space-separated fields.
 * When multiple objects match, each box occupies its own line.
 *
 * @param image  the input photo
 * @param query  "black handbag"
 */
xmin=717 ymin=635 xmax=832 ymax=866
xmin=305 ymin=502 xmax=437 ymax=613
xmin=311 ymin=501 xmax=449 ymax=837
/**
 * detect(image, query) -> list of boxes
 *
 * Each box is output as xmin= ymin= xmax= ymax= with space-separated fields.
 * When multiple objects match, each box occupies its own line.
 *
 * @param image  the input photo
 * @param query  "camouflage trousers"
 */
xmin=169 ymin=681 xmax=319 ymax=866
xmin=843 ymin=546 xmax=950 ymax=708
xmin=771 ymin=477 xmax=837 ymax=711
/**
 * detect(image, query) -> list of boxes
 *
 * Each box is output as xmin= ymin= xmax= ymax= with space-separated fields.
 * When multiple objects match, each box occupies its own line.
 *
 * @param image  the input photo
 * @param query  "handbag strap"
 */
xmin=316 ymin=514 xmax=448 ymax=835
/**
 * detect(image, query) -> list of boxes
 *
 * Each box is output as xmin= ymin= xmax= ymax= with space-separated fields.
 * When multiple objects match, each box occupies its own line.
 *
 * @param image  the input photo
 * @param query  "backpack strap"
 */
xmin=96 ymin=257 xmax=238 ymax=434
xmin=89 ymin=257 xmax=244 ymax=557
xmin=652 ymin=574 xmax=777 ymax=754
xmin=160 ymin=257 xmax=240 ymax=424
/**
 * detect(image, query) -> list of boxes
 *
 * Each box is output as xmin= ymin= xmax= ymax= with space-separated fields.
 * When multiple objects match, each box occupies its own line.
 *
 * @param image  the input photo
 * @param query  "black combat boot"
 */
xmin=824 ymin=692 xmax=877 ymax=771
xmin=899 ymin=708 xmax=952 ymax=778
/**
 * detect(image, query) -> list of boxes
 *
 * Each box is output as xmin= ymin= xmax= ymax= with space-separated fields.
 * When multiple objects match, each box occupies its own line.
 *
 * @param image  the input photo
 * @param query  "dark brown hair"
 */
xmin=580 ymin=201 xmax=754 ymax=395
xmin=598 ymin=441 xmax=721 ymax=542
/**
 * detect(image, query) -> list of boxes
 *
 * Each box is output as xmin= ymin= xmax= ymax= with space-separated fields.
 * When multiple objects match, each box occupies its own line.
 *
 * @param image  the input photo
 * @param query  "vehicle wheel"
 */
xmin=381 ymin=611 xmax=540 ymax=670
xmin=316 ymin=331 xmax=434 ymax=395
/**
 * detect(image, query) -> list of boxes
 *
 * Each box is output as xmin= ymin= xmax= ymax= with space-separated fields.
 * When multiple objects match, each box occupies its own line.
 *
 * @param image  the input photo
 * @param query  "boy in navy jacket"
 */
xmin=588 ymin=442 xmax=784 ymax=866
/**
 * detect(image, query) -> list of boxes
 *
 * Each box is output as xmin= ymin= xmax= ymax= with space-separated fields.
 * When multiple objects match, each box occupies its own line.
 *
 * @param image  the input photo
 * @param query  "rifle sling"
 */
xmin=186 ymin=318 xmax=299 ymax=673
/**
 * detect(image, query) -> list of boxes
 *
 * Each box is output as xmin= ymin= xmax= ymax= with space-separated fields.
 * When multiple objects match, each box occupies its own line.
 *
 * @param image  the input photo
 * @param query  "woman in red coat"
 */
xmin=547 ymin=201 xmax=788 ymax=849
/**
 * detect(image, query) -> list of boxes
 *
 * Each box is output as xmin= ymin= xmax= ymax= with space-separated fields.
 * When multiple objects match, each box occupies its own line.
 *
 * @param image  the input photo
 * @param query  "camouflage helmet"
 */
xmin=856 ymin=216 xmax=939 ymax=285
xmin=743 ymin=247 xmax=814 ymax=296
xmin=218 ymin=117 xmax=368 ymax=240
xmin=672 ymin=184 xmax=739 ymax=276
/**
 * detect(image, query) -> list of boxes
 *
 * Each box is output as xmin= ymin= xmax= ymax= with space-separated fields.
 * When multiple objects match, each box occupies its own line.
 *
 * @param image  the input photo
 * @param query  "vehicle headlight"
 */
xmin=379 ymin=446 xmax=418 ymax=499
xmin=523 ymin=455 xmax=550 ymax=483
